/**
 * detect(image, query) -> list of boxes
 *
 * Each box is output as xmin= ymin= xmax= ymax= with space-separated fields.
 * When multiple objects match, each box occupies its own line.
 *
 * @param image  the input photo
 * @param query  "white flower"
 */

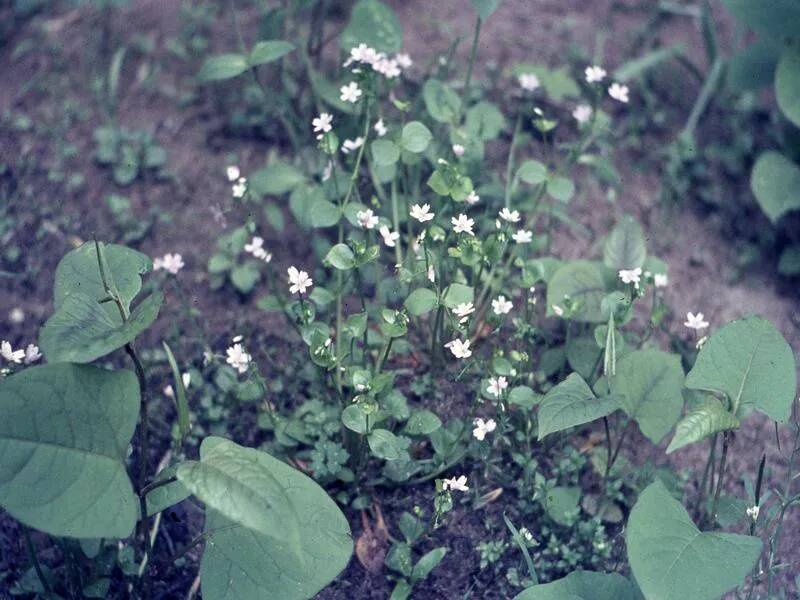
xmin=232 ymin=177 xmax=247 ymax=198
xmin=226 ymin=165 xmax=240 ymax=182
xmin=442 ymin=475 xmax=469 ymax=492
xmin=379 ymin=225 xmax=399 ymax=247
xmin=552 ymin=304 xmax=564 ymax=317
xmin=9 ymin=308 xmax=24 ymax=324
xmin=451 ymin=214 xmax=475 ymax=235
xmin=244 ymin=236 xmax=271 ymax=262
xmin=684 ymin=312 xmax=709 ymax=331
xmin=164 ymin=372 xmax=191 ymax=398
xmin=746 ymin=505 xmax=760 ymax=522
xmin=410 ymin=203 xmax=434 ymax=223
xmin=473 ymin=417 xmax=498 ymax=440
xmin=345 ymin=43 xmax=379 ymax=66
xmin=572 ymin=104 xmax=592 ymax=124
xmin=618 ymin=267 xmax=642 ymax=288
xmin=608 ymin=82 xmax=629 ymax=103
xmin=374 ymin=119 xmax=388 ymax=137
xmin=23 ymin=344 xmax=41 ymax=364
xmin=452 ymin=144 xmax=465 ymax=157
xmin=445 ymin=338 xmax=472 ymax=359
xmin=654 ymin=273 xmax=668 ymax=288
xmin=288 ymin=266 xmax=313 ymax=295
xmin=486 ymin=376 xmax=508 ymax=398
xmin=154 ymin=253 xmax=185 ymax=275
xmin=499 ymin=208 xmax=520 ymax=223
xmin=585 ymin=65 xmax=607 ymax=83
xmin=465 ymin=190 xmax=480 ymax=205
xmin=226 ymin=344 xmax=251 ymax=374
xmin=453 ymin=302 xmax=475 ymax=324
xmin=356 ymin=209 xmax=380 ymax=229
xmin=519 ymin=527 xmax=535 ymax=544
xmin=518 ymin=73 xmax=540 ymax=91
xmin=340 ymin=81 xmax=362 ymax=103
xmin=492 ymin=295 xmax=513 ymax=315
xmin=341 ymin=137 xmax=364 ymax=154
xmin=373 ymin=56 xmax=401 ymax=78
xmin=512 ymin=229 xmax=533 ymax=244
xmin=395 ymin=52 xmax=413 ymax=69
xmin=427 ymin=265 xmax=436 ymax=283
xmin=1 ymin=340 xmax=24 ymax=364
xmin=312 ymin=112 xmax=333 ymax=135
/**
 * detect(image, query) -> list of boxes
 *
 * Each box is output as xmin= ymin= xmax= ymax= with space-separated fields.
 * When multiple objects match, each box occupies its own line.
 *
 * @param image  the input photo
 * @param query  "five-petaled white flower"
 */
xmin=226 ymin=343 xmax=251 ymax=374
xmin=395 ymin=52 xmax=413 ymax=69
xmin=618 ymin=267 xmax=642 ymax=288
xmin=226 ymin=165 xmax=240 ymax=182
xmin=1 ymin=340 xmax=24 ymax=364
xmin=288 ymin=266 xmax=313 ymax=295
xmin=492 ymin=295 xmax=513 ymax=315
xmin=24 ymin=344 xmax=41 ymax=364
xmin=518 ymin=73 xmax=540 ymax=91
xmin=512 ymin=229 xmax=533 ymax=244
xmin=442 ymin=475 xmax=469 ymax=492
xmin=357 ymin=209 xmax=380 ymax=229
xmin=341 ymin=137 xmax=364 ymax=154
xmin=453 ymin=302 xmax=475 ymax=324
xmin=154 ymin=253 xmax=185 ymax=275
xmin=312 ymin=113 xmax=333 ymax=136
xmin=585 ymin=65 xmax=607 ymax=83
xmin=379 ymin=225 xmax=399 ymax=247
xmin=345 ymin=43 xmax=380 ymax=67
xmin=499 ymin=208 xmax=520 ymax=223
xmin=654 ymin=273 xmax=668 ymax=288
xmin=445 ymin=339 xmax=472 ymax=359
xmin=608 ymin=82 xmax=629 ymax=103
xmin=746 ymin=505 xmax=760 ymax=522
xmin=486 ymin=376 xmax=508 ymax=398
xmin=572 ymin=104 xmax=592 ymax=124
xmin=451 ymin=214 xmax=475 ymax=235
xmin=232 ymin=177 xmax=247 ymax=198
xmin=374 ymin=119 xmax=388 ymax=137
xmin=473 ymin=417 xmax=498 ymax=440
xmin=452 ymin=144 xmax=465 ymax=157
xmin=684 ymin=312 xmax=709 ymax=331
xmin=410 ymin=203 xmax=434 ymax=223
xmin=465 ymin=190 xmax=480 ymax=205
xmin=340 ymin=81 xmax=362 ymax=103
xmin=373 ymin=56 xmax=401 ymax=78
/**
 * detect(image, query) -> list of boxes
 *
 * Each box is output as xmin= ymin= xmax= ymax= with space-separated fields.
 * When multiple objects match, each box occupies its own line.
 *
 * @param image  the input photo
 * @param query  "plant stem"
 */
xmin=23 ymin=526 xmax=51 ymax=595
xmin=463 ymin=16 xmax=482 ymax=98
xmin=709 ymin=431 xmax=731 ymax=529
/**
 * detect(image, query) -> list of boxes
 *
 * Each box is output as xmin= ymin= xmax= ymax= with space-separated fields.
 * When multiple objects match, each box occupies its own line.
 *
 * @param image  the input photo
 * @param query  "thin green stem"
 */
xmin=463 ymin=16 xmax=482 ymax=98
xmin=23 ymin=527 xmax=51 ymax=595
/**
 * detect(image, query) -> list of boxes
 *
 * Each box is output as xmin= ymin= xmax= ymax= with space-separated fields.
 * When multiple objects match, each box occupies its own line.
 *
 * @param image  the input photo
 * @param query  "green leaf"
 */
xmin=163 ymin=342 xmax=191 ymax=441
xmin=667 ymin=399 xmax=740 ymax=454
xmin=607 ymin=350 xmax=684 ymax=444
xmin=546 ymin=261 xmax=607 ymax=323
xmin=613 ymin=45 xmax=684 ymax=82
xmin=685 ymin=316 xmax=797 ymax=422
xmin=423 ymin=79 xmax=462 ymax=124
xmin=778 ymin=244 xmax=800 ymax=275
xmin=40 ymin=291 xmax=163 ymax=363
xmin=723 ymin=0 xmax=800 ymax=39
xmin=403 ymin=409 xmax=442 ymax=436
xmin=538 ymin=373 xmax=618 ymax=439
xmin=726 ymin=39 xmax=781 ymax=93
xmin=0 ymin=364 xmax=139 ymax=538
xmin=309 ymin=199 xmax=341 ymax=228
xmin=247 ymin=40 xmax=295 ymax=67
xmin=198 ymin=53 xmax=248 ymax=81
xmin=517 ymin=159 xmax=548 ymax=185
xmin=199 ymin=438 xmax=352 ymax=600
xmin=371 ymin=139 xmax=400 ymax=166
xmin=464 ymin=101 xmax=505 ymax=141
xmin=470 ymin=0 xmax=503 ymax=19
xmin=546 ymin=176 xmax=574 ymax=202
xmin=776 ymin=46 xmax=800 ymax=128
xmin=750 ymin=151 xmax=800 ymax=223
xmin=231 ymin=262 xmax=260 ymax=293
xmin=508 ymin=385 xmax=541 ymax=409
xmin=325 ymin=243 xmax=356 ymax=270
xmin=145 ymin=464 xmax=190 ymax=517
xmin=340 ymin=0 xmax=403 ymax=54
xmin=400 ymin=121 xmax=433 ymax=153
xmin=404 ymin=288 xmax=438 ymax=316
xmin=542 ymin=486 xmax=580 ymax=526
xmin=441 ymin=282 xmax=473 ymax=308
xmin=512 ymin=571 xmax=642 ymax=600
xmin=627 ymin=480 xmax=762 ymax=600
xmin=368 ymin=429 xmax=408 ymax=461
xmin=250 ymin=161 xmax=306 ymax=197
xmin=603 ymin=216 xmax=647 ymax=270
xmin=411 ymin=547 xmax=447 ymax=582
xmin=54 ymin=242 xmax=151 ymax=325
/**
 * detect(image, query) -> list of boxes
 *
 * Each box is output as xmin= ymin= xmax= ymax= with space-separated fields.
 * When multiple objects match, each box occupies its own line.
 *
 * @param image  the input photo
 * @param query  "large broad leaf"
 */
xmin=54 ymin=242 xmax=151 ymax=325
xmin=198 ymin=437 xmax=352 ymax=600
xmin=751 ymin=151 xmax=800 ymax=223
xmin=726 ymin=38 xmax=781 ymax=92
xmin=423 ymin=79 xmax=462 ymax=124
xmin=39 ymin=291 xmax=163 ymax=364
xmin=666 ymin=399 xmax=740 ymax=454
xmin=603 ymin=216 xmax=646 ymax=271
xmin=0 ymin=364 xmax=139 ymax=538
xmin=538 ymin=373 xmax=618 ymax=440
xmin=339 ymin=0 xmax=402 ymax=54
xmin=776 ymin=46 xmax=800 ymax=128
xmin=546 ymin=261 xmax=607 ymax=323
xmin=470 ymin=0 xmax=503 ymax=20
xmin=605 ymin=350 xmax=684 ymax=444
xmin=723 ymin=0 xmax=800 ymax=40
xmin=627 ymin=480 xmax=762 ymax=600
xmin=513 ymin=570 xmax=642 ymax=600
xmin=685 ymin=316 xmax=796 ymax=422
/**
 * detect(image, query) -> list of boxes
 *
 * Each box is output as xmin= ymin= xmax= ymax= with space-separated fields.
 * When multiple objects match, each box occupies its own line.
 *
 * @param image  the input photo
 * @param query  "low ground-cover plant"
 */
xmin=2 ymin=1 xmax=799 ymax=599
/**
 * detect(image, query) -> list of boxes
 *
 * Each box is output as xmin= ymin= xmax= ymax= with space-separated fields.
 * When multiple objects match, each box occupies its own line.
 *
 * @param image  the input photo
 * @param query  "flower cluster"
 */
xmin=153 ymin=253 xmax=184 ymax=275
xmin=244 ymin=236 xmax=273 ymax=263
xmin=1 ymin=340 xmax=41 ymax=365
xmin=227 ymin=165 xmax=248 ymax=199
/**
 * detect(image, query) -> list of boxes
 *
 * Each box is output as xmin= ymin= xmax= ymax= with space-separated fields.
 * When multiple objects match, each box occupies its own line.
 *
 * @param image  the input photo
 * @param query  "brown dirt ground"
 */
xmin=1 ymin=0 xmax=799 ymax=598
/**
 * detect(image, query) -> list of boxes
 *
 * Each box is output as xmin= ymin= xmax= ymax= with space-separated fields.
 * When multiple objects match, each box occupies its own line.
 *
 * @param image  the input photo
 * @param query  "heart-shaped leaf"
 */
xmin=39 ymin=291 xmax=163 ymax=363
xmin=513 ymin=570 xmax=642 ymax=600
xmin=0 ymin=364 xmax=139 ymax=538
xmin=603 ymin=216 xmax=646 ymax=270
xmin=339 ymin=0 xmax=403 ymax=54
xmin=538 ymin=373 xmax=618 ymax=439
xmin=546 ymin=261 xmax=607 ymax=322
xmin=750 ymin=151 xmax=800 ymax=224
xmin=667 ymin=398 xmax=740 ymax=454
xmin=198 ymin=437 xmax=352 ymax=600
xmin=685 ymin=316 xmax=796 ymax=422
xmin=404 ymin=288 xmax=438 ymax=316
xmin=627 ymin=480 xmax=762 ymax=600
